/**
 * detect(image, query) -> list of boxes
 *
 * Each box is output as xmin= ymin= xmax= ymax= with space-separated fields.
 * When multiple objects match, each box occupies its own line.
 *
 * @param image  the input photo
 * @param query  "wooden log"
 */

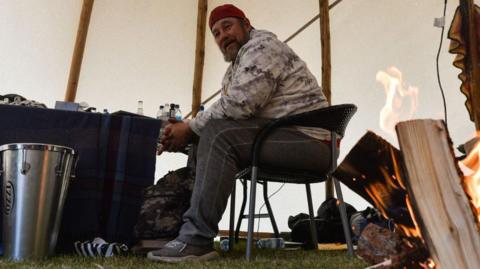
xmin=459 ymin=1 xmax=480 ymax=130
xmin=464 ymin=136 xmax=480 ymax=155
xmin=357 ymin=223 xmax=404 ymax=266
xmin=396 ymin=119 xmax=480 ymax=269
xmin=191 ymin=0 xmax=208 ymax=118
xmin=333 ymin=131 xmax=416 ymax=235
xmin=65 ymin=0 xmax=94 ymax=102
xmin=357 ymin=223 xmax=429 ymax=269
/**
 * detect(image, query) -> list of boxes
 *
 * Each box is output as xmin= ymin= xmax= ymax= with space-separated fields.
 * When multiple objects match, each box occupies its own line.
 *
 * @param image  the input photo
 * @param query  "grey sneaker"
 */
xmin=131 ymin=238 xmax=174 ymax=255
xmin=147 ymin=239 xmax=219 ymax=263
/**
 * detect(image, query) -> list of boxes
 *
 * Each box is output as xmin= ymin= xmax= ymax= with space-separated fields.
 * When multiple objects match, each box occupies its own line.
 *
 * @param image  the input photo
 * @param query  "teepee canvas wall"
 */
xmin=0 ymin=0 xmax=476 ymax=232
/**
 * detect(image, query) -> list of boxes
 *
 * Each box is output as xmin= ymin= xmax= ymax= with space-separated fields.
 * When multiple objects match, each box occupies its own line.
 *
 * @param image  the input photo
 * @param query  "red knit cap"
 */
xmin=209 ymin=4 xmax=248 ymax=29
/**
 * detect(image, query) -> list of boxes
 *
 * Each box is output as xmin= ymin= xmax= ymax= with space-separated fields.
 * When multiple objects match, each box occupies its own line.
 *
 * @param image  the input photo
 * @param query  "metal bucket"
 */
xmin=0 ymin=143 xmax=76 ymax=260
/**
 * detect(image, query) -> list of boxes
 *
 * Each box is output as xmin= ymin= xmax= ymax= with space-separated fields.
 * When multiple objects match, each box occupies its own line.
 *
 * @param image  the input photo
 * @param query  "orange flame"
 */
xmin=402 ymin=195 xmax=422 ymax=238
xmin=419 ymin=259 xmax=436 ymax=269
xmin=460 ymin=134 xmax=480 ymax=224
xmin=376 ymin=67 xmax=419 ymax=136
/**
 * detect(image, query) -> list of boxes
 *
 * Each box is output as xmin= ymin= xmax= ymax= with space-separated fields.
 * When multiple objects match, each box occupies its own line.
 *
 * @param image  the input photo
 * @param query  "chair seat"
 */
xmin=229 ymin=104 xmax=357 ymax=260
xmin=235 ymin=167 xmax=328 ymax=184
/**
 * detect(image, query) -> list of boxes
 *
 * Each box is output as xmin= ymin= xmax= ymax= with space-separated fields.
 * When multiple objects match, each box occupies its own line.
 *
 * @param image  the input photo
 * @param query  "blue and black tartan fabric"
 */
xmin=74 ymin=238 xmax=128 ymax=257
xmin=0 ymin=105 xmax=161 ymax=253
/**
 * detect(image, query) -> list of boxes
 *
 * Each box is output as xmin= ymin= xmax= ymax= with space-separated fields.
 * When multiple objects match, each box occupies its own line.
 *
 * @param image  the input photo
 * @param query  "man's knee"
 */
xmin=198 ymin=119 xmax=266 ymax=151
xmin=200 ymin=118 xmax=265 ymax=137
xmin=199 ymin=119 xmax=258 ymax=150
xmin=200 ymin=119 xmax=239 ymax=139
xmin=202 ymin=119 xmax=227 ymax=131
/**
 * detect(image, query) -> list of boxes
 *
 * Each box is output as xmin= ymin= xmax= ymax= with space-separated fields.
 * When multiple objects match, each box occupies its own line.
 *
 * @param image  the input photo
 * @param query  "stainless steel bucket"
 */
xmin=0 ymin=143 xmax=76 ymax=260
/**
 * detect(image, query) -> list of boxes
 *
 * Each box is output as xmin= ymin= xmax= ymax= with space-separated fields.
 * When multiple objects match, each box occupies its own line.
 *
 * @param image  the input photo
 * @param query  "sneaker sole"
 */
xmin=147 ymin=250 xmax=219 ymax=263
xmin=131 ymin=239 xmax=173 ymax=255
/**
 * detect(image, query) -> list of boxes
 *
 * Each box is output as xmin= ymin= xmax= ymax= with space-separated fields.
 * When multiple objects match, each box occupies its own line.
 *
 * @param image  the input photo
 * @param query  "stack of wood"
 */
xmin=334 ymin=131 xmax=429 ymax=268
xmin=335 ymin=120 xmax=480 ymax=268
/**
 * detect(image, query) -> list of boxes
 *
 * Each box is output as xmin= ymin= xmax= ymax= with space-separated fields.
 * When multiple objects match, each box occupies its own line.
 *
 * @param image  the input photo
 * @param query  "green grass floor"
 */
xmin=0 ymin=243 xmax=368 ymax=269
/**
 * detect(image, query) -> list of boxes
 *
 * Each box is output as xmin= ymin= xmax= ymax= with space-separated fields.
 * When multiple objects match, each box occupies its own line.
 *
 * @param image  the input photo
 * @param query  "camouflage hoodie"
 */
xmin=189 ymin=29 xmax=330 ymax=140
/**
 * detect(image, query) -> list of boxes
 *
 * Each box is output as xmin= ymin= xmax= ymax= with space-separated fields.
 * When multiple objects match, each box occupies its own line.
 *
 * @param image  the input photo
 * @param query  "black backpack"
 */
xmin=288 ymin=198 xmax=357 ymax=245
xmin=134 ymin=167 xmax=195 ymax=239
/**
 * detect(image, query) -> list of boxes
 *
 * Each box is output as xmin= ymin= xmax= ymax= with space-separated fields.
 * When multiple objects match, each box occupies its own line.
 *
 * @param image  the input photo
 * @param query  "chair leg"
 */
xmin=333 ymin=177 xmax=354 ymax=257
xmin=262 ymin=181 xmax=280 ymax=238
xmin=305 ymin=183 xmax=318 ymax=250
xmin=246 ymin=166 xmax=259 ymax=261
xmin=235 ymin=179 xmax=247 ymax=243
xmin=228 ymin=180 xmax=236 ymax=251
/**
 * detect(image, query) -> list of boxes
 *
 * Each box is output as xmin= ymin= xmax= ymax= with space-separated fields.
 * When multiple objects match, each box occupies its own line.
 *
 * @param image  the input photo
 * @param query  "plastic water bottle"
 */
xmin=219 ymin=239 xmax=230 ymax=252
xmin=256 ymin=238 xmax=285 ymax=249
xmin=137 ymin=100 xmax=144 ymax=115
xmin=159 ymin=103 xmax=169 ymax=121
xmin=156 ymin=105 xmax=165 ymax=119
xmin=169 ymin=104 xmax=176 ymax=119
xmin=157 ymin=105 xmax=165 ymax=135
xmin=196 ymin=105 xmax=205 ymax=118
xmin=174 ymin=104 xmax=182 ymax=121
xmin=163 ymin=103 xmax=169 ymax=117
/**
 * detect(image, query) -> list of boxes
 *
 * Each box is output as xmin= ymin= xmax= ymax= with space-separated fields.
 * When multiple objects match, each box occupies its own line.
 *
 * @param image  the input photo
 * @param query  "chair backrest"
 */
xmin=280 ymin=104 xmax=357 ymax=137
xmin=251 ymin=104 xmax=357 ymax=165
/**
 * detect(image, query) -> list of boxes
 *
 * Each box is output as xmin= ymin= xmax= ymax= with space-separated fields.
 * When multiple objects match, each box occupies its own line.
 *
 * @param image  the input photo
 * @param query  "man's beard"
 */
xmin=222 ymin=42 xmax=241 ymax=62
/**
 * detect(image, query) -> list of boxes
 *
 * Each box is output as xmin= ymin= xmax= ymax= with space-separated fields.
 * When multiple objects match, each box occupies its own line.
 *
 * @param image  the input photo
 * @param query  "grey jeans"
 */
xmin=177 ymin=119 xmax=332 ymax=246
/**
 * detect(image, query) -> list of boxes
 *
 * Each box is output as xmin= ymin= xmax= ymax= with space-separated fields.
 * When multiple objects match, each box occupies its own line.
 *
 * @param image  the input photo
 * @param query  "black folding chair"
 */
xmin=227 ymin=104 xmax=357 ymax=260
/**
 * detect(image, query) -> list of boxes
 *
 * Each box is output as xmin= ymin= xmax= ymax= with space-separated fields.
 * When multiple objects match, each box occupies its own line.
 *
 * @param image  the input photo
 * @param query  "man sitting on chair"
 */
xmin=148 ymin=4 xmax=331 ymax=263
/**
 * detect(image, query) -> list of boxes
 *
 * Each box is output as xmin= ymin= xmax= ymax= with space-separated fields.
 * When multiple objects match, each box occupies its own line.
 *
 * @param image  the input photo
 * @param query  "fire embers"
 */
xmin=357 ymin=223 xmax=430 ymax=269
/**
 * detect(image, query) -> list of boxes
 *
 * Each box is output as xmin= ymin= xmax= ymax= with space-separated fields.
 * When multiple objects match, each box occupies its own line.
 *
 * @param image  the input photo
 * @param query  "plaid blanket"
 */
xmin=0 ymin=105 xmax=160 ymax=253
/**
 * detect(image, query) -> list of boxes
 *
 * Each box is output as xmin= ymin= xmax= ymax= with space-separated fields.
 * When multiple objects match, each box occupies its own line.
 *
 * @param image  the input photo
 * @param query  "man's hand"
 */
xmin=160 ymin=119 xmax=193 ymax=152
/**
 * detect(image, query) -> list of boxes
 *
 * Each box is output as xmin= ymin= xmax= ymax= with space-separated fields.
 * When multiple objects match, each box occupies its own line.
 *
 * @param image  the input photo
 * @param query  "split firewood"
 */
xmin=334 ymin=131 xmax=416 ymax=234
xmin=396 ymin=119 xmax=480 ymax=269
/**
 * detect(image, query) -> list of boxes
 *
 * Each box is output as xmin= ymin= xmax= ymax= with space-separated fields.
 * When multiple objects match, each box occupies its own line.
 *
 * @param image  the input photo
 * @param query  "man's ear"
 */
xmin=243 ymin=18 xmax=252 ymax=30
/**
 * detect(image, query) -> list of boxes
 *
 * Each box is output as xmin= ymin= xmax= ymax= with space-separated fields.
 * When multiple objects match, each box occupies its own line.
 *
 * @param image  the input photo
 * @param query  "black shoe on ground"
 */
xmin=147 ymin=239 xmax=218 ymax=263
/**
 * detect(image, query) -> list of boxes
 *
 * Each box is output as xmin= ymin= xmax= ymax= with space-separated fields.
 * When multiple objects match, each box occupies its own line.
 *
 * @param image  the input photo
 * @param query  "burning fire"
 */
xmin=403 ymin=195 xmax=421 ymax=238
xmin=460 ymin=134 xmax=480 ymax=224
xmin=419 ymin=259 xmax=436 ymax=269
xmin=376 ymin=67 xmax=419 ymax=136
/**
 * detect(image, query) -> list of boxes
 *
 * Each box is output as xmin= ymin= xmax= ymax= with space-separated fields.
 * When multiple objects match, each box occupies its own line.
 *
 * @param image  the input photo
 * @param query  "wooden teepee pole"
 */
xmin=460 ymin=0 xmax=480 ymax=130
xmin=319 ymin=0 xmax=332 ymax=103
xmin=319 ymin=0 xmax=334 ymax=199
xmin=191 ymin=0 xmax=208 ymax=118
xmin=65 ymin=0 xmax=94 ymax=102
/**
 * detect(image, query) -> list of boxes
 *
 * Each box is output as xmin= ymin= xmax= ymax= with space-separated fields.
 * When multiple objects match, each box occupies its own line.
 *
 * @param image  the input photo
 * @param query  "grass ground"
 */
xmin=0 ymin=243 xmax=368 ymax=269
